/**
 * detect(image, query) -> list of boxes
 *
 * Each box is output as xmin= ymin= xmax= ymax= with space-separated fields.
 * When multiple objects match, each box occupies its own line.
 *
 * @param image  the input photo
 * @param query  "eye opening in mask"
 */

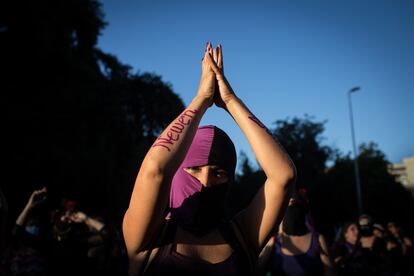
xmin=184 ymin=165 xmax=229 ymax=186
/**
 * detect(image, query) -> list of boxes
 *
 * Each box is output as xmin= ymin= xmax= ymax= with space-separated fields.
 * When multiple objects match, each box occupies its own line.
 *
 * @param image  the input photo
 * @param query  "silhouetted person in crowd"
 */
xmin=373 ymin=223 xmax=386 ymax=239
xmin=3 ymin=187 xmax=48 ymax=276
xmin=258 ymin=191 xmax=335 ymax=276
xmin=357 ymin=214 xmax=391 ymax=275
xmin=69 ymin=210 xmax=114 ymax=274
xmin=331 ymin=221 xmax=360 ymax=275
xmin=386 ymin=222 xmax=413 ymax=276
xmin=122 ymin=42 xmax=296 ymax=275
xmin=332 ymin=215 xmax=392 ymax=276
xmin=49 ymin=198 xmax=113 ymax=275
xmin=387 ymin=222 xmax=412 ymax=256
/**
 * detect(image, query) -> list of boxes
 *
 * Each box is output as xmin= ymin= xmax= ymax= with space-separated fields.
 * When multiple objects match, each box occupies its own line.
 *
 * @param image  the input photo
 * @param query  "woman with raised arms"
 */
xmin=122 ymin=42 xmax=296 ymax=276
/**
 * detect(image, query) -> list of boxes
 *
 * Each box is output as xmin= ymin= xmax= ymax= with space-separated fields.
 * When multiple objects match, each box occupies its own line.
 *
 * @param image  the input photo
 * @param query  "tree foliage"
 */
xmin=326 ymin=143 xmax=414 ymax=230
xmin=1 ymin=0 xmax=184 ymax=224
xmin=236 ymin=116 xmax=414 ymax=237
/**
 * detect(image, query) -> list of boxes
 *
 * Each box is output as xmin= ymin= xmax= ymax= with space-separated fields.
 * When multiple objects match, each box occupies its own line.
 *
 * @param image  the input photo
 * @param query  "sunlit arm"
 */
xmin=123 ymin=43 xmax=216 ymax=276
xmin=207 ymin=44 xmax=296 ymax=253
xmin=123 ymin=96 xmax=209 ymax=253
xmin=227 ymin=94 xmax=296 ymax=251
xmin=16 ymin=188 xmax=47 ymax=226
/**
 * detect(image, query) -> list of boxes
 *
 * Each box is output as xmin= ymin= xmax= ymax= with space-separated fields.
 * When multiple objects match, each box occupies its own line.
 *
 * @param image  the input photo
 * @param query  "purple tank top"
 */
xmin=145 ymin=243 xmax=245 ymax=276
xmin=270 ymin=232 xmax=324 ymax=276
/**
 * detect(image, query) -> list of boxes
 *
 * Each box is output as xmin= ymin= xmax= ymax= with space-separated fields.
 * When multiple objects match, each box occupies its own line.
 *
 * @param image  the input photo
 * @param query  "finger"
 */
xmin=218 ymin=44 xmax=223 ymax=70
xmin=202 ymin=42 xmax=209 ymax=61
xmin=208 ymin=42 xmax=213 ymax=56
xmin=202 ymin=50 xmax=207 ymax=61
xmin=213 ymin=47 xmax=218 ymax=64
xmin=204 ymin=53 xmax=221 ymax=75
xmin=207 ymin=43 xmax=214 ymax=68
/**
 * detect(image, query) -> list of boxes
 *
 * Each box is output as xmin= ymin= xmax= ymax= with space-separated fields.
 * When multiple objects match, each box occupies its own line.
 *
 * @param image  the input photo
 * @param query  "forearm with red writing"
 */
xmin=144 ymin=96 xmax=210 ymax=177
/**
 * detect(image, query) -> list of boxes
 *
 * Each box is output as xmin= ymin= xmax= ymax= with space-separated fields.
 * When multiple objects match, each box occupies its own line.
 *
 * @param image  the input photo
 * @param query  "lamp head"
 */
xmin=349 ymin=86 xmax=361 ymax=93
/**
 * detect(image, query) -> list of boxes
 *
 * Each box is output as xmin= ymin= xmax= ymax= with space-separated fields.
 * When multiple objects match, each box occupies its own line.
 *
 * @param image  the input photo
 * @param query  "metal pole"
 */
xmin=348 ymin=87 xmax=363 ymax=215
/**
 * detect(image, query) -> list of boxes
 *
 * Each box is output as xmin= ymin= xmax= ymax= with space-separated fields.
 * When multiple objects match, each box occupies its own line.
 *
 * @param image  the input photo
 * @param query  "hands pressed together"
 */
xmin=198 ymin=42 xmax=235 ymax=109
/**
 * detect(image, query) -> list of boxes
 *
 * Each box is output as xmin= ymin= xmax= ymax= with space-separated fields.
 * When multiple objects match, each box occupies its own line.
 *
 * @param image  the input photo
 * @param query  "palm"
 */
xmin=197 ymin=43 xmax=216 ymax=104
xmin=207 ymin=44 xmax=235 ymax=108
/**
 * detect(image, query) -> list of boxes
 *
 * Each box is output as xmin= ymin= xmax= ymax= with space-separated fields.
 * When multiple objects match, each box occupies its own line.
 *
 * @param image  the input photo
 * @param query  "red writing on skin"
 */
xmin=152 ymin=109 xmax=197 ymax=151
xmin=248 ymin=115 xmax=272 ymax=135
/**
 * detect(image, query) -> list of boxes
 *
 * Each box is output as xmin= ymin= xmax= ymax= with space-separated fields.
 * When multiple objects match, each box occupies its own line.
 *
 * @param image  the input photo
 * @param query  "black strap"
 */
xmin=219 ymin=220 xmax=255 ymax=275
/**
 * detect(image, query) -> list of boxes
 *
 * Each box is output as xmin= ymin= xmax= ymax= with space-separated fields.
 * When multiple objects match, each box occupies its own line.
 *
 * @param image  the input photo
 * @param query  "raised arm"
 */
xmin=16 ymin=187 xmax=47 ymax=226
xmin=209 ymin=45 xmax=296 ymax=253
xmin=319 ymin=234 xmax=336 ymax=276
xmin=122 ymin=44 xmax=216 ymax=259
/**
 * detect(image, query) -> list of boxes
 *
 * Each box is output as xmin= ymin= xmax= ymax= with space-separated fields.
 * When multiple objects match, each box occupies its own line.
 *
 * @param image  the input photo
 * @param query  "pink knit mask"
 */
xmin=168 ymin=125 xmax=236 ymax=236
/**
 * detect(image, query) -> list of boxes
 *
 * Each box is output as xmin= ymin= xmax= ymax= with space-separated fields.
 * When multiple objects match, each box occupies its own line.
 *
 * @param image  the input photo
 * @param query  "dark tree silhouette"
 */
xmin=1 ymin=0 xmax=184 ymax=230
xmin=326 ymin=142 xmax=414 ymax=231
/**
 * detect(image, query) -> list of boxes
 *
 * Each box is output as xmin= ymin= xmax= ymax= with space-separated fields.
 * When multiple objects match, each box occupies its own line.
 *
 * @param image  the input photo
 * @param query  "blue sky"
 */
xmin=98 ymin=0 xmax=414 ymax=169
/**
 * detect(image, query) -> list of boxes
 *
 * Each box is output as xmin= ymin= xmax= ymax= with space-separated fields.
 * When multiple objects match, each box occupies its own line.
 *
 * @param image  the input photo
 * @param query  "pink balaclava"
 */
xmin=168 ymin=125 xmax=237 ymax=236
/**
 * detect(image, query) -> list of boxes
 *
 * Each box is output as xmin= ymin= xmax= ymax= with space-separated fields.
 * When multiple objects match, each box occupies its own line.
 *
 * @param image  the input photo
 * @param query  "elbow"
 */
xmin=140 ymin=158 xmax=164 ymax=178
xmin=279 ymin=161 xmax=297 ymax=188
xmin=138 ymin=158 xmax=167 ymax=185
xmin=285 ymin=154 xmax=297 ymax=181
xmin=265 ymin=161 xmax=296 ymax=190
xmin=265 ymin=154 xmax=297 ymax=187
xmin=139 ymin=149 xmax=179 ymax=180
xmin=287 ymin=162 xmax=297 ymax=184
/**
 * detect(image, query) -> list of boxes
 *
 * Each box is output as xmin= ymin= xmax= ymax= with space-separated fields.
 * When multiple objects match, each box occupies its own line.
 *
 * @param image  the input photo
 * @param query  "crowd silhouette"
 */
xmin=1 ymin=186 xmax=413 ymax=275
xmin=1 ymin=188 xmax=127 ymax=276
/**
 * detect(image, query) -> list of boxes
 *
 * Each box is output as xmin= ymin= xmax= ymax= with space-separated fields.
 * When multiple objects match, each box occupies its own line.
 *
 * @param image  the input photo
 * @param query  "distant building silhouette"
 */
xmin=389 ymin=156 xmax=414 ymax=195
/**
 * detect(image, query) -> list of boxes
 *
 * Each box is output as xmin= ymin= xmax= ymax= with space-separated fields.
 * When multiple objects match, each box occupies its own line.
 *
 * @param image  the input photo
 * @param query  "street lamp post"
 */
xmin=348 ymin=86 xmax=363 ymax=215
